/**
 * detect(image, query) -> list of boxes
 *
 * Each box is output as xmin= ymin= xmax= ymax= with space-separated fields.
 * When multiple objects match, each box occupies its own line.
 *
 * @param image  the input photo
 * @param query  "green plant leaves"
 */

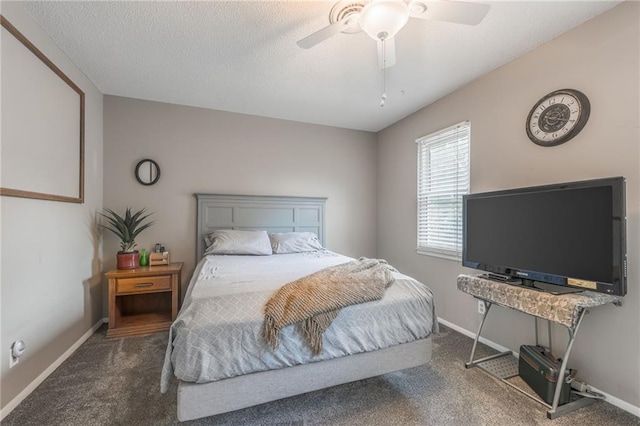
xmin=99 ymin=207 xmax=154 ymax=253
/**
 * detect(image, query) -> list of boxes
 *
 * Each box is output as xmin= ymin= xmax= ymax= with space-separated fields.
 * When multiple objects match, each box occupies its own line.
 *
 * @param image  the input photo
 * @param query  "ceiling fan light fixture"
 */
xmin=359 ymin=0 xmax=410 ymax=41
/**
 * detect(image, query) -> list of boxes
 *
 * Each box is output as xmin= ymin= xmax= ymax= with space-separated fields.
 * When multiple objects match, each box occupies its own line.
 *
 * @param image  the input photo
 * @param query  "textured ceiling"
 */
xmin=22 ymin=1 xmax=621 ymax=132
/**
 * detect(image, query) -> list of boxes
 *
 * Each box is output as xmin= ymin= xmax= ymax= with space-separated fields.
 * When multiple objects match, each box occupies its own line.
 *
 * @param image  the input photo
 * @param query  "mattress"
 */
xmin=161 ymin=251 xmax=437 ymax=392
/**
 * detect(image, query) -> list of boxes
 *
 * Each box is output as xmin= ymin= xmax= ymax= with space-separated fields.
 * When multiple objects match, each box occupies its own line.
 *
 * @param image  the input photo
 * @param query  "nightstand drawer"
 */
xmin=116 ymin=275 xmax=171 ymax=294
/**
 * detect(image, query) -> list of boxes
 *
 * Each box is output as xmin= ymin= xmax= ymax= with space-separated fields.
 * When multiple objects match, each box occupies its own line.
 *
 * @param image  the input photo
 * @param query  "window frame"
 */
xmin=416 ymin=121 xmax=470 ymax=261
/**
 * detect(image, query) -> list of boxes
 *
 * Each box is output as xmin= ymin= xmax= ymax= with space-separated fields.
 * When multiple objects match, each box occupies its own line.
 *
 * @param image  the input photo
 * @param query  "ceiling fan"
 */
xmin=297 ymin=0 xmax=490 ymax=70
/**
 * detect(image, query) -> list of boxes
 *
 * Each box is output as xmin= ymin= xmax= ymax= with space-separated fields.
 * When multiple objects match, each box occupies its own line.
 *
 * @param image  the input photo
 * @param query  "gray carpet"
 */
xmin=3 ymin=324 xmax=637 ymax=425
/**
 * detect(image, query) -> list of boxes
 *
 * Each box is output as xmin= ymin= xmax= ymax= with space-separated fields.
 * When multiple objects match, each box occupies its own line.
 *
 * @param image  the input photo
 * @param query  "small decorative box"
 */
xmin=149 ymin=251 xmax=170 ymax=266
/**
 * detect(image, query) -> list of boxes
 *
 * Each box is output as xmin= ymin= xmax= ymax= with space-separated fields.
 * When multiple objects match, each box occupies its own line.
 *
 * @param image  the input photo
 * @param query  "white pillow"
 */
xmin=269 ymin=232 xmax=324 ymax=254
xmin=204 ymin=230 xmax=272 ymax=255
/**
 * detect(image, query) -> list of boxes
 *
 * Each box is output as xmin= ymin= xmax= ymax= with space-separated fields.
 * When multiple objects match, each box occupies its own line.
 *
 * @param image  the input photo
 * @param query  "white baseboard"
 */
xmin=0 ymin=318 xmax=106 ymax=421
xmin=438 ymin=317 xmax=516 ymax=356
xmin=586 ymin=385 xmax=640 ymax=418
xmin=437 ymin=317 xmax=640 ymax=418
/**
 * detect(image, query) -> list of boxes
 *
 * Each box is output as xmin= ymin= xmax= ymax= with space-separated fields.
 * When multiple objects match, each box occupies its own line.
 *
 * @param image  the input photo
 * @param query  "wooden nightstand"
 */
xmin=106 ymin=262 xmax=183 ymax=338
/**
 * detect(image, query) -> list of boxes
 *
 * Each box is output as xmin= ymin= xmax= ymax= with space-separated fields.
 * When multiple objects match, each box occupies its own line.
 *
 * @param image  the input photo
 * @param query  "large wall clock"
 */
xmin=525 ymin=89 xmax=590 ymax=147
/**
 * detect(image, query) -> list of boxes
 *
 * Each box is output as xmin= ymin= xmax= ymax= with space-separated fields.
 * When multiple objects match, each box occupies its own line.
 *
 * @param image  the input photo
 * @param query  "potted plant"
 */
xmin=100 ymin=207 xmax=154 ymax=269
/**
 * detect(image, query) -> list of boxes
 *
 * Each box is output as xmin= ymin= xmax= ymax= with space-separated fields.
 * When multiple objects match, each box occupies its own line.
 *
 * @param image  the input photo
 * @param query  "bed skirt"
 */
xmin=177 ymin=336 xmax=432 ymax=421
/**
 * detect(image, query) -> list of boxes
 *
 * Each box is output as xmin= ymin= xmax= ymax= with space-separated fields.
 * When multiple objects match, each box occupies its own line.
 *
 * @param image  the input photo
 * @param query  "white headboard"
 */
xmin=195 ymin=194 xmax=327 ymax=258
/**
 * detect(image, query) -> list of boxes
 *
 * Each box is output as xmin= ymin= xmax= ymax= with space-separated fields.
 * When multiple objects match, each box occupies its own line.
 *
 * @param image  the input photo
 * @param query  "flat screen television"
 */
xmin=462 ymin=177 xmax=627 ymax=296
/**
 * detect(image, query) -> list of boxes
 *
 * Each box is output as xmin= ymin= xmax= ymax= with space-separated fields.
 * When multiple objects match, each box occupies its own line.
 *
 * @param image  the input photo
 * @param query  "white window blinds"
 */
xmin=416 ymin=121 xmax=470 ymax=260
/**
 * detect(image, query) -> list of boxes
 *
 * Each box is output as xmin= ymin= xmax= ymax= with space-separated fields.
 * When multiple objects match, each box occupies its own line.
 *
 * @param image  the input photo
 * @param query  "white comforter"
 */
xmin=161 ymin=251 xmax=437 ymax=392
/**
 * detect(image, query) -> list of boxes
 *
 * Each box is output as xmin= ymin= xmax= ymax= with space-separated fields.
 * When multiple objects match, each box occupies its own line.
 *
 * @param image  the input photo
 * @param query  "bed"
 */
xmin=161 ymin=194 xmax=437 ymax=422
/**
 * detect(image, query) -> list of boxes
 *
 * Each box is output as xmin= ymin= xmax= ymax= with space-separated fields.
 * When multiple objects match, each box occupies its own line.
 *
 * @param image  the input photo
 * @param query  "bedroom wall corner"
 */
xmin=376 ymin=2 xmax=639 ymax=411
xmin=0 ymin=2 xmax=104 ymax=416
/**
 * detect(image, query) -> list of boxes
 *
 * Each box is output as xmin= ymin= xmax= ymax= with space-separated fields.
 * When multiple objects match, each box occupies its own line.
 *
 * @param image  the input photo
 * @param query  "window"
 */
xmin=417 ymin=121 xmax=470 ymax=260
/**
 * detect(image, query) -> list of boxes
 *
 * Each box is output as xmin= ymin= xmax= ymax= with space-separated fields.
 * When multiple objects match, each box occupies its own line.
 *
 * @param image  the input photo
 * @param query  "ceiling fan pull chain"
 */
xmin=380 ymin=37 xmax=388 ymax=107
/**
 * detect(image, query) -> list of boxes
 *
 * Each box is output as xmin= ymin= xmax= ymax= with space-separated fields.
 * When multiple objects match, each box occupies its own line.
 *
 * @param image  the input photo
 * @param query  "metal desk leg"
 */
xmin=465 ymin=301 xmax=512 ymax=368
xmin=547 ymin=309 xmax=596 ymax=419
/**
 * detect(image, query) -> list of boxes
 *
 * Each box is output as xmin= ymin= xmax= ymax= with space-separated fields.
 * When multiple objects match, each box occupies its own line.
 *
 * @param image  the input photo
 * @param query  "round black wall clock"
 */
xmin=525 ymin=89 xmax=590 ymax=147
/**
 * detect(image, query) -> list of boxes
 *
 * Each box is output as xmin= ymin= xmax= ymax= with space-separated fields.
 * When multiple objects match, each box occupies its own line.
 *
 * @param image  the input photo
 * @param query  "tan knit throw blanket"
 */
xmin=263 ymin=258 xmax=395 ymax=355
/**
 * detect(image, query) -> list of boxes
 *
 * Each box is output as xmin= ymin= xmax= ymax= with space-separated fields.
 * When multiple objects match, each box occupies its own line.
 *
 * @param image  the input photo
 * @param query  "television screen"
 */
xmin=462 ymin=177 xmax=626 ymax=296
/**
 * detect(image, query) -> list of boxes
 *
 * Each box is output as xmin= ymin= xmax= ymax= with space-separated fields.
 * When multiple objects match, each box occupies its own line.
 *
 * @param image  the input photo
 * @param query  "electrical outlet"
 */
xmin=477 ymin=300 xmax=486 ymax=315
xmin=9 ymin=349 xmax=19 ymax=368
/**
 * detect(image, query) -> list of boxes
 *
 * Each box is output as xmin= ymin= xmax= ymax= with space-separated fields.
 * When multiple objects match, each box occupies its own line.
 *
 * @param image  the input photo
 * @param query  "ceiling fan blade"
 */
xmin=408 ymin=0 xmax=490 ymax=26
xmin=297 ymin=17 xmax=353 ymax=49
xmin=377 ymin=38 xmax=396 ymax=70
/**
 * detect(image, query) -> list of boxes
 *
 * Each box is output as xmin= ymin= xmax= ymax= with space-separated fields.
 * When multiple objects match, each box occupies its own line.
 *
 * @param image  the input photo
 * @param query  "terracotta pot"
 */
xmin=117 ymin=251 xmax=139 ymax=270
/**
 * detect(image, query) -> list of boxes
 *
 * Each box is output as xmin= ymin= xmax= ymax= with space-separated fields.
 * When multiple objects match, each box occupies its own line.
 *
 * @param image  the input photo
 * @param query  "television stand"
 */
xmin=457 ymin=274 xmax=622 ymax=419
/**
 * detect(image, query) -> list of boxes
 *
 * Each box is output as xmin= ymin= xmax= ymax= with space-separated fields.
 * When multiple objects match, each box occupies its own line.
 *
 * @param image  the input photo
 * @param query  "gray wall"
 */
xmin=0 ymin=2 xmax=104 ymax=411
xmin=103 ymin=96 xmax=378 ymax=299
xmin=377 ymin=2 xmax=639 ymax=407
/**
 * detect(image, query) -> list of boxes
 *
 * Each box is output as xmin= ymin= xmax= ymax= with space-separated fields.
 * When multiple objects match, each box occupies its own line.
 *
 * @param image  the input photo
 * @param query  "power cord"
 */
xmin=573 ymin=390 xmax=606 ymax=400
xmin=571 ymin=380 xmax=606 ymax=399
